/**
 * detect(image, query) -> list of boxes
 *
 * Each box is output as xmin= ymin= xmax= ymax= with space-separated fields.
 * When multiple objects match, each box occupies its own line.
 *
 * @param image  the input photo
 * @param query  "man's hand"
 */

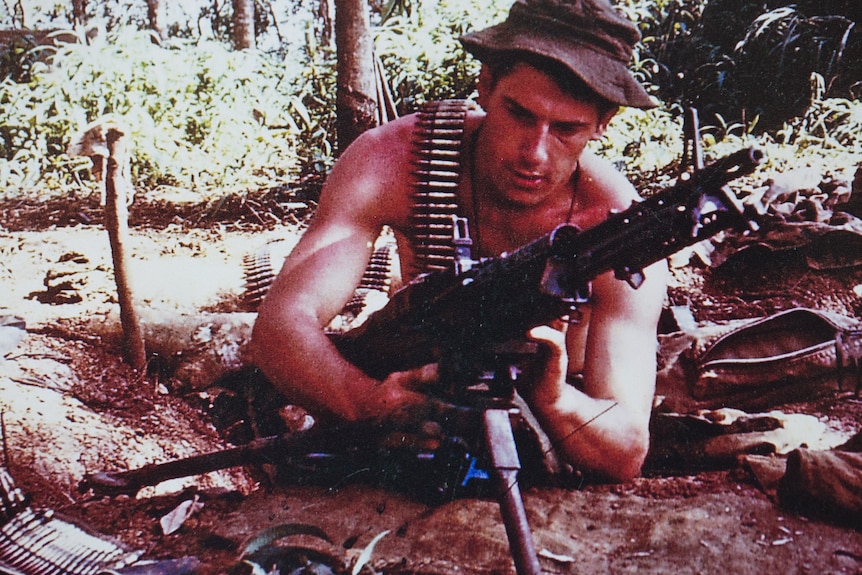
xmin=366 ymin=363 xmax=440 ymax=424
xmin=517 ymin=322 xmax=569 ymax=409
xmin=383 ymin=363 xmax=440 ymax=393
xmin=519 ymin=318 xmax=650 ymax=482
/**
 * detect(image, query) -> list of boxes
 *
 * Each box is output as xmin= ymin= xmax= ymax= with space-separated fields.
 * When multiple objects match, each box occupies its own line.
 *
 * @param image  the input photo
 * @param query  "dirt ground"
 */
xmin=1 ymin=189 xmax=861 ymax=575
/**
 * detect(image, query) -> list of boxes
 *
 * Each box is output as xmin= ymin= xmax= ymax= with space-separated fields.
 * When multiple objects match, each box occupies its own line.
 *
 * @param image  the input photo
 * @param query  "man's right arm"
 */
xmin=250 ymin=118 xmax=429 ymax=423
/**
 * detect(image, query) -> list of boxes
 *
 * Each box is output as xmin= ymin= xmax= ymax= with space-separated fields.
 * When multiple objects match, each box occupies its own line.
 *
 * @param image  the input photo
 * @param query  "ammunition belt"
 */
xmin=242 ymin=239 xmax=291 ymax=310
xmin=0 ymin=508 xmax=141 ymax=575
xmin=243 ymin=234 xmax=396 ymax=320
xmin=410 ymin=99 xmax=475 ymax=272
xmin=341 ymin=237 xmax=395 ymax=317
xmin=0 ymin=468 xmax=26 ymax=526
xmin=0 ymin=468 xmax=141 ymax=575
xmin=244 ymin=99 xmax=474 ymax=308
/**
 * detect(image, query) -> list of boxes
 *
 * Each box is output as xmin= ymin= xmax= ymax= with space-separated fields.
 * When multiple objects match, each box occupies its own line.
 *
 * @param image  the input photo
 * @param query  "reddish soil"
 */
xmin=1 ymin=190 xmax=861 ymax=575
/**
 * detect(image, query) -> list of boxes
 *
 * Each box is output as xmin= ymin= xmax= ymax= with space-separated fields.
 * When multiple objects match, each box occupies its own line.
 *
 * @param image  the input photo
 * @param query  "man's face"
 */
xmin=476 ymin=63 xmax=615 ymax=208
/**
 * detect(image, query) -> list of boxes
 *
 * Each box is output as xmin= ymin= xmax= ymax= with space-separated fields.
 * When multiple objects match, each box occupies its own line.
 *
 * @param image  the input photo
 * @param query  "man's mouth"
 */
xmin=510 ymin=169 xmax=544 ymax=188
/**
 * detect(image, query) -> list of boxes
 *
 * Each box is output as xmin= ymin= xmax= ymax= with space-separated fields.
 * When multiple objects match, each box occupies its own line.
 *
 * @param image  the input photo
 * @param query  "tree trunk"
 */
xmin=147 ymin=0 xmax=167 ymax=42
xmin=232 ymin=0 xmax=255 ymax=50
xmin=335 ymin=0 xmax=378 ymax=153
xmin=71 ymin=0 xmax=87 ymax=28
xmin=317 ymin=0 xmax=334 ymax=50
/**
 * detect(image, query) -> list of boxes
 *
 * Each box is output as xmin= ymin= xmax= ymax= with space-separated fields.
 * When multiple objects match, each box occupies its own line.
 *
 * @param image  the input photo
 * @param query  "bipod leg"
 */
xmin=483 ymin=408 xmax=542 ymax=575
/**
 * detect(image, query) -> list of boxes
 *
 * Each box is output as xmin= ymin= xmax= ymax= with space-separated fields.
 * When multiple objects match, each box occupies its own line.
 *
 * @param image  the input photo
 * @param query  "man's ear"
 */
xmin=476 ymin=65 xmax=494 ymax=109
xmin=591 ymin=106 xmax=619 ymax=140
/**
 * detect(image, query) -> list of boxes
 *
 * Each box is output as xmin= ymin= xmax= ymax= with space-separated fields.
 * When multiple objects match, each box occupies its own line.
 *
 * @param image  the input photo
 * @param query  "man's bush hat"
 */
xmin=460 ymin=0 xmax=657 ymax=108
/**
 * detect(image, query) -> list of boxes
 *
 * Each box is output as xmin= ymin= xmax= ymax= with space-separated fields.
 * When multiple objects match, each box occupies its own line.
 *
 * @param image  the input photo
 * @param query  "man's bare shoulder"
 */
xmin=578 ymin=149 xmax=641 ymax=210
xmin=336 ymin=115 xmax=418 ymax=178
xmin=319 ymin=114 xmax=421 ymax=227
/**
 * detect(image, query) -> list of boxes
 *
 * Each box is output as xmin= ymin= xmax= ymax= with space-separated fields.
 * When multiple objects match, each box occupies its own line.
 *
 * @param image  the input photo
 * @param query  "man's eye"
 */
xmin=553 ymin=124 xmax=581 ymax=139
xmin=508 ymin=105 xmax=532 ymax=121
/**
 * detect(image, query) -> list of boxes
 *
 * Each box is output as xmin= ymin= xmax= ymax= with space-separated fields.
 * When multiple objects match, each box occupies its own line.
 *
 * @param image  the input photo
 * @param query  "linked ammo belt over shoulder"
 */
xmin=409 ymin=99 xmax=476 ymax=273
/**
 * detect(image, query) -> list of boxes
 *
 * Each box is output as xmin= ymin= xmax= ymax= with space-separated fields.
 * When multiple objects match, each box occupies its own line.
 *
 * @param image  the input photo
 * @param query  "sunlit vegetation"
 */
xmin=0 ymin=0 xmax=859 ymax=202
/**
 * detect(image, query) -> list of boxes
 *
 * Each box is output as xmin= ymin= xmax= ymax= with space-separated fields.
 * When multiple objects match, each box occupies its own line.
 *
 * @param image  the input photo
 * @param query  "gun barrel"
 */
xmin=698 ymin=147 xmax=764 ymax=183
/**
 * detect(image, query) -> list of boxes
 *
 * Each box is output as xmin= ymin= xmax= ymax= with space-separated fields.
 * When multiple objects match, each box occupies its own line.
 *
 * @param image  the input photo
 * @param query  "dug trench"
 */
xmin=1 ymin=187 xmax=861 ymax=575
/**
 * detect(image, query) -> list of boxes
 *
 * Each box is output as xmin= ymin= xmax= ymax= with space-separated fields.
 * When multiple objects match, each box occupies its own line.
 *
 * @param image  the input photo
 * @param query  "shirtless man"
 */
xmin=251 ymin=0 xmax=668 ymax=482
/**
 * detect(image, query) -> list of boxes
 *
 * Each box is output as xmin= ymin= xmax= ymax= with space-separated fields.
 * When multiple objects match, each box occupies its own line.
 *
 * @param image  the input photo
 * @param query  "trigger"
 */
xmin=616 ymin=267 xmax=645 ymax=289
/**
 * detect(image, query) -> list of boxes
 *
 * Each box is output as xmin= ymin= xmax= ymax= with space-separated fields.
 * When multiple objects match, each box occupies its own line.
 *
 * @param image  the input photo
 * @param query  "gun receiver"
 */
xmin=333 ymin=147 xmax=764 ymax=390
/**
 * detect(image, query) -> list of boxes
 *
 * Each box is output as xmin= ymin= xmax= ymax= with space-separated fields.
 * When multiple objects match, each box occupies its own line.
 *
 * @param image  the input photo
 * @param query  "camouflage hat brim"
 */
xmin=459 ymin=0 xmax=657 ymax=109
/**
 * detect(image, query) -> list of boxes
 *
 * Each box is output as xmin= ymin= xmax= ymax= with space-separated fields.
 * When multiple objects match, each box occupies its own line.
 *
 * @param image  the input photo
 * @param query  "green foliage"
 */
xmin=595 ymin=105 xmax=684 ymax=177
xmin=282 ymin=41 xmax=337 ymax=185
xmin=773 ymin=95 xmax=862 ymax=159
xmin=0 ymin=28 xmax=307 ymax=199
xmin=0 ymin=32 xmax=45 ymax=82
xmin=632 ymin=0 xmax=861 ymax=131
xmin=373 ymin=0 xmax=508 ymax=112
xmin=0 ymin=1 xmax=513 ymax=201
xmin=4 ymin=0 xmax=861 ymax=205
xmin=730 ymin=7 xmax=856 ymax=129
xmin=600 ymin=0 xmax=862 ymax=189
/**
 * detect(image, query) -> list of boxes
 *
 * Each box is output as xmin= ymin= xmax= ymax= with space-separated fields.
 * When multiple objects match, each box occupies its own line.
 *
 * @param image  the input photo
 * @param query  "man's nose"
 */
xmin=519 ymin=125 xmax=550 ymax=165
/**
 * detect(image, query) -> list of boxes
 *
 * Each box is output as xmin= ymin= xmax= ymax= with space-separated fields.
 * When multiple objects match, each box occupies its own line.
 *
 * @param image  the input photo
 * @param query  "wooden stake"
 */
xmin=104 ymin=127 xmax=146 ymax=370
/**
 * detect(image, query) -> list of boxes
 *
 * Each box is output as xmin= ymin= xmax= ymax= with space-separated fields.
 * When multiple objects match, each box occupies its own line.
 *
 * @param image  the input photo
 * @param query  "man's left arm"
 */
xmin=521 ymin=258 xmax=668 ymax=482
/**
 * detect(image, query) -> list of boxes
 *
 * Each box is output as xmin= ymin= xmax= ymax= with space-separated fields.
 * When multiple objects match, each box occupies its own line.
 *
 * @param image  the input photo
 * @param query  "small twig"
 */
xmin=244 ymin=202 xmax=266 ymax=225
xmin=1 ymin=411 xmax=10 ymax=468
xmin=3 ymin=351 xmax=71 ymax=363
xmin=8 ymin=376 xmax=71 ymax=394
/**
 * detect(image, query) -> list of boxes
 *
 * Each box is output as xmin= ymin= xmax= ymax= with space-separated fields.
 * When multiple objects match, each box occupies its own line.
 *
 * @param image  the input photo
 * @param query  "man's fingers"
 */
xmin=527 ymin=324 xmax=568 ymax=374
xmin=414 ymin=363 xmax=439 ymax=386
xmin=528 ymin=324 xmax=567 ymax=348
xmin=390 ymin=363 xmax=439 ymax=391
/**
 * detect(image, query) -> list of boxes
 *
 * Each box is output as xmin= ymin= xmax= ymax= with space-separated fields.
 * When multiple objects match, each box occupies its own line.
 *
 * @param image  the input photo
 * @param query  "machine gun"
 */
xmin=333 ymin=147 xmax=764 ymax=399
xmin=330 ymin=147 xmax=763 ymax=575
xmin=80 ymin=148 xmax=763 ymax=575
